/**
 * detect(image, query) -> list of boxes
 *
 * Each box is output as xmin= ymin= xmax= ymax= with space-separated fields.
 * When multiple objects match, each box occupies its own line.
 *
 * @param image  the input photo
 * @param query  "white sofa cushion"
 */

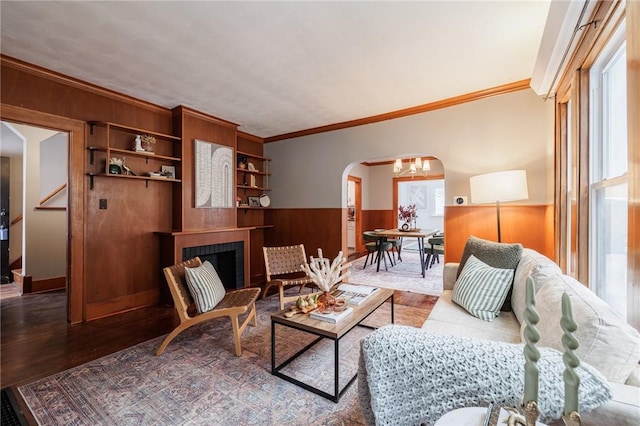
xmin=535 ymin=274 xmax=640 ymax=384
xmin=423 ymin=290 xmax=521 ymax=343
xmin=457 ymin=236 xmax=523 ymax=311
xmin=512 ymin=248 xmax=563 ymax=324
xmin=452 ymin=255 xmax=514 ymax=321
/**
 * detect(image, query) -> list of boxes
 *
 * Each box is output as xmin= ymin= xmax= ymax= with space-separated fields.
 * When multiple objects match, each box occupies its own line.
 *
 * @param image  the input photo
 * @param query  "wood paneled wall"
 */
xmin=1 ymin=57 xmax=270 ymax=321
xmin=444 ymin=205 xmax=554 ymax=262
xmin=268 ymin=205 xmax=553 ymax=267
xmin=1 ymin=57 xmax=172 ymax=133
xmin=361 ymin=204 xmax=553 ymax=263
xmin=172 ymin=106 xmax=238 ymax=231
xmin=265 ymin=208 xmax=343 ymax=259
xmin=362 ymin=210 xmax=395 ymax=234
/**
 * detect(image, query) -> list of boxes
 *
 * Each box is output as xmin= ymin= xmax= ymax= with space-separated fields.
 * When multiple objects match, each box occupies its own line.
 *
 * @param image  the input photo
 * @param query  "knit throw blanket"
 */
xmin=358 ymin=325 xmax=612 ymax=426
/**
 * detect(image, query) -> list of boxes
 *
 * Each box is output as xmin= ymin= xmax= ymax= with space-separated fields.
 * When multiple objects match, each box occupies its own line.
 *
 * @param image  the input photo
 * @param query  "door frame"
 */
xmin=392 ymin=174 xmax=445 ymax=229
xmin=347 ymin=175 xmax=363 ymax=252
xmin=1 ymin=104 xmax=86 ymax=323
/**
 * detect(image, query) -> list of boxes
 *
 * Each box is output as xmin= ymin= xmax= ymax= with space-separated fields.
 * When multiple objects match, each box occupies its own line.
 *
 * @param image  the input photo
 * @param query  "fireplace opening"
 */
xmin=182 ymin=241 xmax=244 ymax=290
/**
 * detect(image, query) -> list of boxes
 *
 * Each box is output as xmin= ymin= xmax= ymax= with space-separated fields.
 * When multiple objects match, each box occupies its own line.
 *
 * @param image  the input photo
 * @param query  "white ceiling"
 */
xmin=0 ymin=1 xmax=552 ymax=139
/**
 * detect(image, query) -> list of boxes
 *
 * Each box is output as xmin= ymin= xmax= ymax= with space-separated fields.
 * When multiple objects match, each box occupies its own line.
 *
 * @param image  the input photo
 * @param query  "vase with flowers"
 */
xmin=140 ymin=134 xmax=156 ymax=153
xmin=300 ymin=249 xmax=351 ymax=313
xmin=398 ymin=204 xmax=418 ymax=231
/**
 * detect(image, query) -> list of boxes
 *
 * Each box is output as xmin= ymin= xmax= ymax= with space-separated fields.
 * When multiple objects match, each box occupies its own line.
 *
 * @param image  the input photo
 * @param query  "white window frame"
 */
xmin=588 ymin=20 xmax=627 ymax=317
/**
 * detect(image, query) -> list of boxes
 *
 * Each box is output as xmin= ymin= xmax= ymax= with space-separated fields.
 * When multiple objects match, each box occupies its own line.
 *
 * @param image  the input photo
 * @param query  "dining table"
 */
xmin=374 ymin=228 xmax=438 ymax=277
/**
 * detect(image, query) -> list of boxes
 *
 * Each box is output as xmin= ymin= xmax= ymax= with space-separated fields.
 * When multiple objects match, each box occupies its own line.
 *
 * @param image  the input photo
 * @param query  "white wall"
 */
xmin=13 ymin=123 xmax=67 ymax=280
xmin=40 ymin=134 xmax=68 ymax=207
xmin=265 ymin=88 xmax=554 ymax=209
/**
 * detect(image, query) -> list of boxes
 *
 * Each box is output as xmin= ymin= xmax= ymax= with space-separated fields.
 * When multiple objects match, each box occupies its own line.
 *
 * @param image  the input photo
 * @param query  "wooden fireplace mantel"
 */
xmin=157 ymin=228 xmax=255 ymax=303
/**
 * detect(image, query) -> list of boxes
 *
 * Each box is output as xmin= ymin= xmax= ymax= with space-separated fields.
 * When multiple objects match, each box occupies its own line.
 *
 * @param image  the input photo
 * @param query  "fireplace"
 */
xmin=182 ymin=241 xmax=244 ymax=290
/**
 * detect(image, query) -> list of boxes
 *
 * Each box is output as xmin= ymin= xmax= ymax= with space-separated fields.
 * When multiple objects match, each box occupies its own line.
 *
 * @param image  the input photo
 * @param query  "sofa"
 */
xmin=359 ymin=241 xmax=640 ymax=425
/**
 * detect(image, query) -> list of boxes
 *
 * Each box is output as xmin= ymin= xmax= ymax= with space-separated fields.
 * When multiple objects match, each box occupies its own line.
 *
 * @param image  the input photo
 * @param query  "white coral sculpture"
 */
xmin=300 ymin=248 xmax=351 ymax=292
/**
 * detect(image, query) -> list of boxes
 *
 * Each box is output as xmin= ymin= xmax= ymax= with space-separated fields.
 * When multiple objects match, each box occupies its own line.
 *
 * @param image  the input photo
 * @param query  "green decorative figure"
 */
xmin=561 ymin=292 xmax=581 ymax=425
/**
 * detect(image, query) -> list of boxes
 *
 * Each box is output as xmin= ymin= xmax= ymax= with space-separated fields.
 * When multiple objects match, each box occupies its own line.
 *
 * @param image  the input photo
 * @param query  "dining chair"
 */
xmin=424 ymin=233 xmax=444 ymax=271
xmin=374 ymin=229 xmax=401 ymax=264
xmin=363 ymin=231 xmax=395 ymax=271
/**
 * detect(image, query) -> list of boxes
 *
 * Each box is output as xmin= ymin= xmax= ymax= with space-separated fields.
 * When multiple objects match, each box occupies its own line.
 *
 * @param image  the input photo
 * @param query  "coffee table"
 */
xmin=271 ymin=286 xmax=394 ymax=402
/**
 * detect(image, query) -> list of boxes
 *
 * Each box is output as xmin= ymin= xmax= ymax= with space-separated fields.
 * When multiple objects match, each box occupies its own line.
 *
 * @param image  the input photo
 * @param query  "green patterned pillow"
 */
xmin=452 ymin=255 xmax=514 ymax=321
xmin=184 ymin=260 xmax=226 ymax=313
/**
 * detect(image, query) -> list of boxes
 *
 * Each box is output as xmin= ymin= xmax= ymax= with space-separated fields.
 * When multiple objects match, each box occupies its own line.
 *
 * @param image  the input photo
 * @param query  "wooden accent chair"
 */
xmin=262 ymin=244 xmax=315 ymax=310
xmin=156 ymin=257 xmax=260 ymax=357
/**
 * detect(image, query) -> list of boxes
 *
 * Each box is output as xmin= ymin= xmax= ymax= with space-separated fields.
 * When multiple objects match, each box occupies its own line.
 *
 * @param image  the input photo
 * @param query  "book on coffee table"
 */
xmin=309 ymin=307 xmax=353 ymax=323
xmin=332 ymin=283 xmax=379 ymax=306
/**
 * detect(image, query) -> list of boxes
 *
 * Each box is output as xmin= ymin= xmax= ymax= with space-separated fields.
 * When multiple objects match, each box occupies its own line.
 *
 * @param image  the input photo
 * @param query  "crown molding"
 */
xmin=264 ymin=79 xmax=531 ymax=143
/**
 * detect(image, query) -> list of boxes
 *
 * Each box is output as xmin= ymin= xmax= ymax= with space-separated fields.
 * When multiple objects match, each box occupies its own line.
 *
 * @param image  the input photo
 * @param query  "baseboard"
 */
xmin=11 ymin=269 xmax=31 ymax=294
xmin=31 ymin=276 xmax=66 ymax=293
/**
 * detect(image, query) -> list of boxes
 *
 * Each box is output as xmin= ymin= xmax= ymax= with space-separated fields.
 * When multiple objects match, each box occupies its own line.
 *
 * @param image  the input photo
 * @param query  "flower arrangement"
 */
xmin=140 ymin=134 xmax=156 ymax=145
xmin=398 ymin=204 xmax=418 ymax=223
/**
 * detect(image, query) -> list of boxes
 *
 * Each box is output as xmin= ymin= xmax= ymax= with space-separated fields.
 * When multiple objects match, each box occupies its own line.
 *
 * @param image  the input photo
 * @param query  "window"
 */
xmin=589 ymin=22 xmax=627 ymax=318
xmin=396 ymin=178 xmax=444 ymax=249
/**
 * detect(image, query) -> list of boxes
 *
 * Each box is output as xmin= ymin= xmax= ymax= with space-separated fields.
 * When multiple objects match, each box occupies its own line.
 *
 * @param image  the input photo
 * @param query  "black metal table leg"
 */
xmin=418 ymin=237 xmax=426 ymax=277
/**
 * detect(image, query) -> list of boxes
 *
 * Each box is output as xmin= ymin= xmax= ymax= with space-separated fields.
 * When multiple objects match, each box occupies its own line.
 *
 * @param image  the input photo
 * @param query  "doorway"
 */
xmin=1 ymin=104 xmax=85 ymax=323
xmin=347 ymin=175 xmax=362 ymax=258
xmin=393 ymin=176 xmax=445 ymax=250
xmin=0 ymin=121 xmax=69 ymax=295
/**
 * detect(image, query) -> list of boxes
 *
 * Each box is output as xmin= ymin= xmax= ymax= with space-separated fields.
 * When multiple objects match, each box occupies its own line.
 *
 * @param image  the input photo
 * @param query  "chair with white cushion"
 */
xmin=156 ymin=257 xmax=260 ymax=357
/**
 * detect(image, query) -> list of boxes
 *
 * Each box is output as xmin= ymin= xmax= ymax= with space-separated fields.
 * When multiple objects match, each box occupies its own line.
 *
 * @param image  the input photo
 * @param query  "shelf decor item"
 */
xmin=133 ymin=135 xmax=145 ymax=152
xmin=247 ymin=196 xmax=260 ymax=207
xmin=108 ymin=157 xmax=124 ymax=174
xmin=161 ymin=165 xmax=175 ymax=179
xmin=140 ymin=134 xmax=156 ymax=153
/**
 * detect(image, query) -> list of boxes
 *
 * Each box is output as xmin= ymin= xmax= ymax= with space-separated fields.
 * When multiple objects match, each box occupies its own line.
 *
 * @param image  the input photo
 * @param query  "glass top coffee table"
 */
xmin=271 ymin=286 xmax=394 ymax=402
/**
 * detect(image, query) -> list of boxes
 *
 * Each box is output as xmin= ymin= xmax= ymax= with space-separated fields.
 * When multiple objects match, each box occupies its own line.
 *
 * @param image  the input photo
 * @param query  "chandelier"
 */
xmin=393 ymin=158 xmax=430 ymax=177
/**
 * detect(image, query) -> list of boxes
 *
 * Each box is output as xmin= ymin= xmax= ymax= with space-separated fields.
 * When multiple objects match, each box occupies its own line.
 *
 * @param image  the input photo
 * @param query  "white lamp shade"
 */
xmin=414 ymin=157 xmax=423 ymax=170
xmin=393 ymin=159 xmax=402 ymax=172
xmin=470 ymin=170 xmax=529 ymax=204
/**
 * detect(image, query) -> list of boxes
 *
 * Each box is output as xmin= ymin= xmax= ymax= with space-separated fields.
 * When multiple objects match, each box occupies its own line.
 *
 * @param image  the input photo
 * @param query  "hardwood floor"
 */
xmin=0 ymin=287 xmax=437 ymax=424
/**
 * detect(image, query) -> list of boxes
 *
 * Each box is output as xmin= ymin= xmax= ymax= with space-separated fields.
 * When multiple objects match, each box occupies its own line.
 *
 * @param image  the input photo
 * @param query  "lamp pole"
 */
xmin=496 ymin=200 xmax=502 ymax=242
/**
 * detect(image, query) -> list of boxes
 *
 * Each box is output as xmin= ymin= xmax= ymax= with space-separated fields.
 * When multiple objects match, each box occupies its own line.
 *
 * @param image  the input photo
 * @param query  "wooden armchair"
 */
xmin=262 ymin=244 xmax=315 ymax=310
xmin=156 ymin=257 xmax=260 ymax=357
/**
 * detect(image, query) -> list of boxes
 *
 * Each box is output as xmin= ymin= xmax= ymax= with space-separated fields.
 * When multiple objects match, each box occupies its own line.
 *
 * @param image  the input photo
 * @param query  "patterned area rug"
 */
xmin=348 ymin=250 xmax=443 ymax=296
xmin=19 ymin=293 xmax=434 ymax=425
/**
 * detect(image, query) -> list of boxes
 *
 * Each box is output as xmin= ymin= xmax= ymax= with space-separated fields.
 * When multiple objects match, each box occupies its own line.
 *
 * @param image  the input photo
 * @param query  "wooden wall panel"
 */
xmin=1 ymin=57 xmax=172 ymax=133
xmin=85 ymin=179 xmax=172 ymax=303
xmin=362 ymin=209 xmax=395 ymax=232
xmin=1 ymin=57 xmax=176 ymax=320
xmin=264 ymin=208 xmax=343 ymax=259
xmin=444 ymin=205 xmax=554 ymax=263
xmin=267 ymin=205 xmax=553 ymax=268
xmin=173 ymin=106 xmax=238 ymax=231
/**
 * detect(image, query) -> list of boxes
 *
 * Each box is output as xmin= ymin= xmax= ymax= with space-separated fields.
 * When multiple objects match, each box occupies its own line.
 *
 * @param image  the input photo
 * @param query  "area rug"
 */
xmin=348 ymin=250 xmax=443 ymax=296
xmin=19 ymin=294 xmax=433 ymax=425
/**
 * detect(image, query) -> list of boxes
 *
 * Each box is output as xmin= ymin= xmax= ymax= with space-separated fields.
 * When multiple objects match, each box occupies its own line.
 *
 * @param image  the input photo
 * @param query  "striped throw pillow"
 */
xmin=452 ymin=255 xmax=514 ymax=322
xmin=184 ymin=261 xmax=226 ymax=313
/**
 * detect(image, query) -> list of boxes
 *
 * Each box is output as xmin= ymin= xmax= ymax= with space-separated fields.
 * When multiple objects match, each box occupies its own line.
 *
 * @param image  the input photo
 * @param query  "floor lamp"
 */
xmin=469 ymin=170 xmax=529 ymax=242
